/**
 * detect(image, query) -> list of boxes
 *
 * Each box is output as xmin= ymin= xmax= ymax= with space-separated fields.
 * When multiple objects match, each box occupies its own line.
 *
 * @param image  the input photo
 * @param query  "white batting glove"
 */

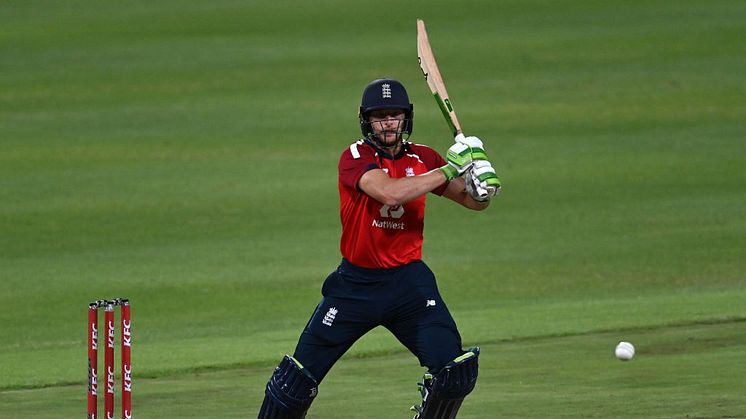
xmin=465 ymin=170 xmax=489 ymax=202
xmin=465 ymin=160 xmax=501 ymax=201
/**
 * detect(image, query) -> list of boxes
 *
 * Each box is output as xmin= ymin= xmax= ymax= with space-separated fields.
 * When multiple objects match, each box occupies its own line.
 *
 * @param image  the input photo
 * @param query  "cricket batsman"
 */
xmin=258 ymin=78 xmax=501 ymax=418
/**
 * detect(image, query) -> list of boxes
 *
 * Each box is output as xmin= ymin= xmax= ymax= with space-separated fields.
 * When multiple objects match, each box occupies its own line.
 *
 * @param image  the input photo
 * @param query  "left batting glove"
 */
xmin=439 ymin=142 xmax=474 ymax=181
xmin=466 ymin=160 xmax=501 ymax=201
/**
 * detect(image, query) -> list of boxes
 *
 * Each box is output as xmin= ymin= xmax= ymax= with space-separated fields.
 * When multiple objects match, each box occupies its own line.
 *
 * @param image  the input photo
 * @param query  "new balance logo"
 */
xmin=382 ymin=83 xmax=391 ymax=98
xmin=322 ymin=307 xmax=338 ymax=326
xmin=426 ymin=300 xmax=436 ymax=307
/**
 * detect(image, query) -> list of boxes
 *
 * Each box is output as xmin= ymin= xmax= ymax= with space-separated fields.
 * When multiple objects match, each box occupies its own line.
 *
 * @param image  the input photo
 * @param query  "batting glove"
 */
xmin=440 ymin=142 xmax=474 ymax=181
xmin=466 ymin=160 xmax=501 ymax=201
xmin=455 ymin=133 xmax=488 ymax=161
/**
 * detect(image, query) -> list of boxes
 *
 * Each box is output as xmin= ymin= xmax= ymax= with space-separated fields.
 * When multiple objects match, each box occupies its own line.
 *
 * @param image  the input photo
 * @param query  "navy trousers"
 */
xmin=293 ymin=259 xmax=463 ymax=382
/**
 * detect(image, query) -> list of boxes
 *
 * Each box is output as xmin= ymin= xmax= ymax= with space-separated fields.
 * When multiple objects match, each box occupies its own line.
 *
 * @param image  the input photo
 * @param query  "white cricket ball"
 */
xmin=615 ymin=341 xmax=635 ymax=361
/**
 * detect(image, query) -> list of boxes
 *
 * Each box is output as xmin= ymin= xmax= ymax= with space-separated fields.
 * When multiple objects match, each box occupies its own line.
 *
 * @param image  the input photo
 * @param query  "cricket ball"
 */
xmin=615 ymin=341 xmax=635 ymax=361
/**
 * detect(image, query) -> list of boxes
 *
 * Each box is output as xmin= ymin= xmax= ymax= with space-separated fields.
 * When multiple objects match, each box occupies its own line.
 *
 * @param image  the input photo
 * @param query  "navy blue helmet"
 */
xmin=359 ymin=78 xmax=414 ymax=142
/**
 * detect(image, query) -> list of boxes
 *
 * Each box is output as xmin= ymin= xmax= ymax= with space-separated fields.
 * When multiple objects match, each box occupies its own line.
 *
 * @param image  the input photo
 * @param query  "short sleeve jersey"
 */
xmin=338 ymin=139 xmax=448 ymax=268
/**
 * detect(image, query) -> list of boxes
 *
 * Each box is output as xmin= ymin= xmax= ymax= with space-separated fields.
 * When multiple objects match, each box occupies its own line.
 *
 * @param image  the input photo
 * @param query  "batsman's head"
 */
xmin=359 ymin=78 xmax=414 ymax=149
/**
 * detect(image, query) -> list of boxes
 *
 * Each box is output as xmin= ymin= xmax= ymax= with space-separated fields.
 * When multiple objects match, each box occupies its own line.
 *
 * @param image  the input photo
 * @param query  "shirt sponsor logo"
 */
xmin=374 ymin=204 xmax=406 ymax=229
xmin=405 ymin=167 xmax=415 ymax=177
xmin=426 ymin=300 xmax=436 ymax=307
xmin=371 ymin=219 xmax=406 ymax=230
xmin=379 ymin=204 xmax=404 ymax=219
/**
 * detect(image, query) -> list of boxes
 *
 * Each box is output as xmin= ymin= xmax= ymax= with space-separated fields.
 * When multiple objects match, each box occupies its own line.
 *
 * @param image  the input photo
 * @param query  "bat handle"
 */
xmin=454 ymin=132 xmax=465 ymax=143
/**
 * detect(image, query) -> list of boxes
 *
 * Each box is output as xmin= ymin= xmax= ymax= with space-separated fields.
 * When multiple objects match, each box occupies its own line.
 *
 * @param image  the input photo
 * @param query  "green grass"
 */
xmin=1 ymin=0 xmax=745 ymax=417
xmin=3 ymin=322 xmax=745 ymax=418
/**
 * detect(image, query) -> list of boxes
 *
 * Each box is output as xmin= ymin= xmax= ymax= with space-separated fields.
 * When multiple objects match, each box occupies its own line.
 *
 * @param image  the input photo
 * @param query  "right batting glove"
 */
xmin=466 ymin=160 xmax=502 ymax=201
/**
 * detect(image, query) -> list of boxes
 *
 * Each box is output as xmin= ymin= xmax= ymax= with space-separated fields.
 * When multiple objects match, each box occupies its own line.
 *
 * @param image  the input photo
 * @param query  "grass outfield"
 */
xmin=1 ymin=0 xmax=745 ymax=417
xmin=3 ymin=322 xmax=745 ymax=417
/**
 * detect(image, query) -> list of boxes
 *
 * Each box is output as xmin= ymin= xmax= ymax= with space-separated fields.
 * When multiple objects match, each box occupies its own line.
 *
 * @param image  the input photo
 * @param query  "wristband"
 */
xmin=439 ymin=164 xmax=458 ymax=181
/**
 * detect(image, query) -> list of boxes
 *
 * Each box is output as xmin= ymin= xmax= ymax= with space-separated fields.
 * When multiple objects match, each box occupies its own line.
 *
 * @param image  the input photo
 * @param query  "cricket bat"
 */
xmin=416 ymin=18 xmax=463 ymax=138
xmin=418 ymin=19 xmax=492 ymax=199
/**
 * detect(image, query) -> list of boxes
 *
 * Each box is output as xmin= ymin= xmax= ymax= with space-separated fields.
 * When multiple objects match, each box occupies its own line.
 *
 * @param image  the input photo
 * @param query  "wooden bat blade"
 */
xmin=417 ymin=19 xmax=462 ymax=136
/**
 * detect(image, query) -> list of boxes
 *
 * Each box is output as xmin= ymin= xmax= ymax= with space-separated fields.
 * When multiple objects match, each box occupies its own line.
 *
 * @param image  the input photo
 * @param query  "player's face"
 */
xmin=368 ymin=109 xmax=406 ymax=147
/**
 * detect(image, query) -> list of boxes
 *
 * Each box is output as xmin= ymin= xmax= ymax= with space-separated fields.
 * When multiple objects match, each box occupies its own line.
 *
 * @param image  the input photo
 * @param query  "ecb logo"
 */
xmin=382 ymin=83 xmax=392 ymax=99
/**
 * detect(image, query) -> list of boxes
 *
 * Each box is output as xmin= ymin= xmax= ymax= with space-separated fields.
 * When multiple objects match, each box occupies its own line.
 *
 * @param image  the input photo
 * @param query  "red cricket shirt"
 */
xmin=338 ymin=139 xmax=448 ymax=268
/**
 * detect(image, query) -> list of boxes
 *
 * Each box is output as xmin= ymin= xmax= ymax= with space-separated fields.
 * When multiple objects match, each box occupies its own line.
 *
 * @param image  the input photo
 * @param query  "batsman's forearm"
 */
xmin=376 ymin=169 xmax=448 ymax=206
xmin=443 ymin=177 xmax=490 ymax=211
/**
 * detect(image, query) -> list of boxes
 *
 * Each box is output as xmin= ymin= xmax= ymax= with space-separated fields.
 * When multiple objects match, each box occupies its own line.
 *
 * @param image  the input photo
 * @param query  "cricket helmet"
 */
xmin=359 ymin=78 xmax=414 ymax=142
